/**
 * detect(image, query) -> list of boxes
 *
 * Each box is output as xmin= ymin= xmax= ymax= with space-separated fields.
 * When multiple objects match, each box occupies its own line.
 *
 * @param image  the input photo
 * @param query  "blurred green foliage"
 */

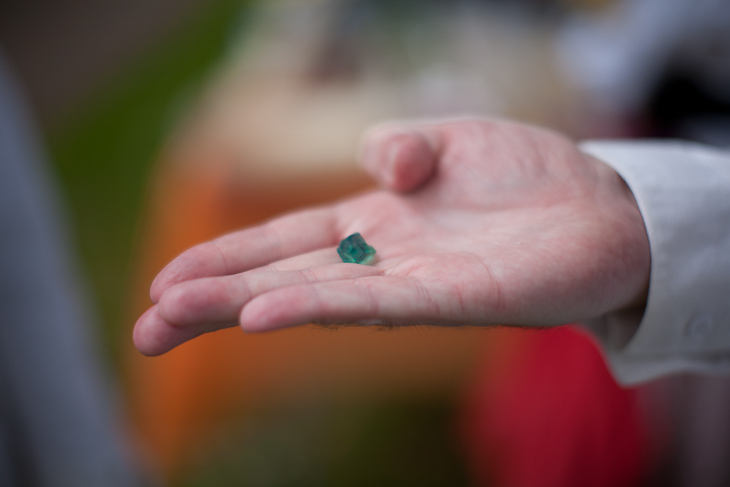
xmin=180 ymin=399 xmax=469 ymax=487
xmin=46 ymin=0 xmax=249 ymax=367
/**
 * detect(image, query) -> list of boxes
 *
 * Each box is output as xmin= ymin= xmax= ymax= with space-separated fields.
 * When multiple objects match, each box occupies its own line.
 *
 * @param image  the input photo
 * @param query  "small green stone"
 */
xmin=337 ymin=233 xmax=376 ymax=265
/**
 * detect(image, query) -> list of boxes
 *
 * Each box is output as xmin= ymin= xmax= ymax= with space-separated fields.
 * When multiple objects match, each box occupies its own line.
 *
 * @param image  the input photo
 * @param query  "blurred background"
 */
xmin=1 ymin=0 xmax=729 ymax=486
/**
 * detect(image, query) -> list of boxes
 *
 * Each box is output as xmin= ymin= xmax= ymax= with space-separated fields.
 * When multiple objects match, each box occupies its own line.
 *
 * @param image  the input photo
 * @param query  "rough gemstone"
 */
xmin=337 ymin=233 xmax=376 ymax=264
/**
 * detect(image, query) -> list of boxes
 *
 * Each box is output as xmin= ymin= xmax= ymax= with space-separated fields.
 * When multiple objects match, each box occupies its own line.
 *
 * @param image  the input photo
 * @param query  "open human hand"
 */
xmin=134 ymin=118 xmax=650 ymax=355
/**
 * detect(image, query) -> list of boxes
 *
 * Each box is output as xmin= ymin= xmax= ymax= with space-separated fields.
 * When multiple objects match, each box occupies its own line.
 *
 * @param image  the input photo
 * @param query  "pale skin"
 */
xmin=133 ymin=118 xmax=651 ymax=356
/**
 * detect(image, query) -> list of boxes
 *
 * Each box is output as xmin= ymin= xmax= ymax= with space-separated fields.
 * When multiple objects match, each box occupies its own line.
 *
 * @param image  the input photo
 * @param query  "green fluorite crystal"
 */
xmin=337 ymin=233 xmax=376 ymax=264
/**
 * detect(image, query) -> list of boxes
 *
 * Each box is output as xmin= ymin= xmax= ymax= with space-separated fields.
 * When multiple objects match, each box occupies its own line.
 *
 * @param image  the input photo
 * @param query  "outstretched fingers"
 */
xmin=156 ymin=263 xmax=384 ymax=326
xmin=135 ymin=265 xmax=388 ymax=355
xmin=239 ymin=275 xmax=459 ymax=332
xmin=150 ymin=207 xmax=339 ymax=302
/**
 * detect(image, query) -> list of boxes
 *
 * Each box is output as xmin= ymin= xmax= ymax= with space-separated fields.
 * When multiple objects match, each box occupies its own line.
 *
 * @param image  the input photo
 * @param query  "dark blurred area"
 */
xmin=0 ymin=0 xmax=211 ymax=127
xmin=1 ymin=0 xmax=730 ymax=486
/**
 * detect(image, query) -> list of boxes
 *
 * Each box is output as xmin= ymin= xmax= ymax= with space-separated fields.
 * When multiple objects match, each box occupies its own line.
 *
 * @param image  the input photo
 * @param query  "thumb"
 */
xmin=358 ymin=122 xmax=441 ymax=192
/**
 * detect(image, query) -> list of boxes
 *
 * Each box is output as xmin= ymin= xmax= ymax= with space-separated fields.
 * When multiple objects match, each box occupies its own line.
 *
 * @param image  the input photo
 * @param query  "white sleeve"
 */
xmin=578 ymin=141 xmax=730 ymax=385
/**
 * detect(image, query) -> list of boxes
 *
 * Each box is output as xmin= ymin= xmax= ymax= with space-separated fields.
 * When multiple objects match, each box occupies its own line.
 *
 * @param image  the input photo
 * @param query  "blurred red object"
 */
xmin=461 ymin=326 xmax=651 ymax=487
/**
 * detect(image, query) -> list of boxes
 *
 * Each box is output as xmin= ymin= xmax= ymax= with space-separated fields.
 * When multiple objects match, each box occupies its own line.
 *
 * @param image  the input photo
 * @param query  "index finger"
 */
xmin=150 ymin=206 xmax=339 ymax=302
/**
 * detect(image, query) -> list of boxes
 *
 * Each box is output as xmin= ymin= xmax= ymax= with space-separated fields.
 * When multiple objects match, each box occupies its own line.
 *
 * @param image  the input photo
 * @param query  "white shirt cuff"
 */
xmin=579 ymin=141 xmax=730 ymax=384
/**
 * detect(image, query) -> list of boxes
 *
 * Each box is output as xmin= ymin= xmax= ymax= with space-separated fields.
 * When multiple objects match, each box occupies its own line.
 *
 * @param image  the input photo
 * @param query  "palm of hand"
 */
xmin=134 ymin=119 xmax=650 ymax=355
